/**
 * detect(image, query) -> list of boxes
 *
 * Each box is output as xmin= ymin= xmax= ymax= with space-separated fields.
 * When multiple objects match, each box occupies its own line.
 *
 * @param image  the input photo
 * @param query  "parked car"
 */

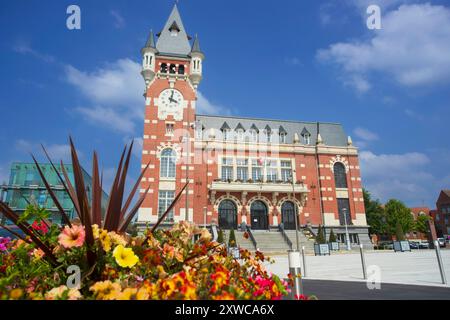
xmin=409 ymin=241 xmax=420 ymax=249
xmin=419 ymin=241 xmax=430 ymax=249
xmin=437 ymin=238 xmax=446 ymax=248
xmin=376 ymin=241 xmax=394 ymax=250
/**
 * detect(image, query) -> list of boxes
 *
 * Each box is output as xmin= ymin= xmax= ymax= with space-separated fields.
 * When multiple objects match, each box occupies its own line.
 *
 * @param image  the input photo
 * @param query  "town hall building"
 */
xmin=137 ymin=5 xmax=371 ymax=248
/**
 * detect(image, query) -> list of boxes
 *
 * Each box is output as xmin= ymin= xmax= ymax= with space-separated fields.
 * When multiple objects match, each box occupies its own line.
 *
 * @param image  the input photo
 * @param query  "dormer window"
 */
xmin=279 ymin=126 xmax=287 ymax=144
xmin=160 ymin=63 xmax=168 ymax=73
xmin=235 ymin=123 xmax=245 ymax=142
xmin=178 ymin=65 xmax=185 ymax=75
xmin=169 ymin=21 xmax=180 ymax=36
xmin=223 ymin=129 xmax=231 ymax=141
xmin=303 ymin=133 xmax=311 ymax=145
xmin=264 ymin=125 xmax=272 ymax=143
xmin=301 ymin=127 xmax=311 ymax=145
xmin=169 ymin=64 xmax=177 ymax=74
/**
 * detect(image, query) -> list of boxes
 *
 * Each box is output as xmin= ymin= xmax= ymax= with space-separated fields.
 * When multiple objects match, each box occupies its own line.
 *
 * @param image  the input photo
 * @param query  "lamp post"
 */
xmin=342 ymin=207 xmax=351 ymax=251
xmin=291 ymin=170 xmax=300 ymax=251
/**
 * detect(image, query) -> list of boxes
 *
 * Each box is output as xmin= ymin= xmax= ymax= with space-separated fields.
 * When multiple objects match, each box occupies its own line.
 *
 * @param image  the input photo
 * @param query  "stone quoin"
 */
xmin=136 ymin=4 xmax=372 ymax=248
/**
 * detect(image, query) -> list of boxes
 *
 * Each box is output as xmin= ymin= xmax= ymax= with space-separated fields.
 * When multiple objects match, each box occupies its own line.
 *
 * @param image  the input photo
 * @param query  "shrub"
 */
xmin=228 ymin=229 xmax=237 ymax=247
xmin=217 ymin=229 xmax=224 ymax=244
xmin=315 ymin=225 xmax=326 ymax=244
xmin=328 ymin=229 xmax=337 ymax=243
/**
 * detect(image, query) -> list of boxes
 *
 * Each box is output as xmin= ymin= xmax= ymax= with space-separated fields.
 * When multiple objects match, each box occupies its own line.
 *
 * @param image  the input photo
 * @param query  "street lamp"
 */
xmin=291 ymin=170 xmax=300 ymax=251
xmin=342 ymin=208 xmax=351 ymax=251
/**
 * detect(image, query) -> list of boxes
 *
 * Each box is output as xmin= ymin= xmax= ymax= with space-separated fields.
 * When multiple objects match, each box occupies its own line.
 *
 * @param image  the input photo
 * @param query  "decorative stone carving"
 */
xmin=156 ymin=142 xmax=182 ymax=162
xmin=329 ymin=155 xmax=350 ymax=173
xmin=213 ymin=194 xmax=242 ymax=213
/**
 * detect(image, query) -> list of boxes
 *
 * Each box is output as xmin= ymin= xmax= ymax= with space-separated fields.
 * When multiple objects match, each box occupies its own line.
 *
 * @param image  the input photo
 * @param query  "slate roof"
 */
xmin=156 ymin=5 xmax=192 ymax=56
xmin=144 ymin=30 xmax=156 ymax=48
xmin=195 ymin=114 xmax=349 ymax=146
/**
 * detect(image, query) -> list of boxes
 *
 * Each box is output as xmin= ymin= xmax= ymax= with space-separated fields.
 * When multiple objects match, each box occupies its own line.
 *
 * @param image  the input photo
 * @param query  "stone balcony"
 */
xmin=209 ymin=180 xmax=308 ymax=194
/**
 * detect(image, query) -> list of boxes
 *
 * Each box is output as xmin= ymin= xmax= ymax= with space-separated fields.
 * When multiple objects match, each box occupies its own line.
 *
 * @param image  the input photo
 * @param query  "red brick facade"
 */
xmin=136 ymin=6 xmax=369 ymax=243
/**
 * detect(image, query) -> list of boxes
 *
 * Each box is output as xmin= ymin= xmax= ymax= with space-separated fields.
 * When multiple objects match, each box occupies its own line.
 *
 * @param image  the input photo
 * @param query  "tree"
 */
xmin=228 ymin=229 xmax=237 ymax=247
xmin=395 ymin=222 xmax=405 ymax=241
xmin=415 ymin=215 xmax=431 ymax=234
xmin=328 ymin=229 xmax=337 ymax=243
xmin=315 ymin=225 xmax=326 ymax=244
xmin=217 ymin=229 xmax=224 ymax=244
xmin=385 ymin=199 xmax=414 ymax=236
xmin=363 ymin=189 xmax=387 ymax=236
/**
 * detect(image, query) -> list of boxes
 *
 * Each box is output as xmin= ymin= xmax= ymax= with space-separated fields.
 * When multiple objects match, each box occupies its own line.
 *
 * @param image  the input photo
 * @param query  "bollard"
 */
xmin=359 ymin=243 xmax=367 ymax=280
xmin=288 ymin=250 xmax=303 ymax=299
xmin=301 ymin=246 xmax=307 ymax=278
xmin=434 ymin=240 xmax=447 ymax=285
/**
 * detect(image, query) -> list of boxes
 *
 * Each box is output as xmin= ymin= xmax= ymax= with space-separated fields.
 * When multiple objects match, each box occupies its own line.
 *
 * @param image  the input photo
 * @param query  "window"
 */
xmin=337 ymin=198 xmax=352 ymax=225
xmin=280 ymin=133 xmax=287 ymax=144
xmin=221 ymin=158 xmax=233 ymax=181
xmin=334 ymin=162 xmax=348 ymax=188
xmin=158 ymin=190 xmax=175 ymax=221
xmin=303 ymin=133 xmax=311 ymax=145
xmin=160 ymin=63 xmax=168 ymax=73
xmin=166 ymin=123 xmax=174 ymax=135
xmin=160 ymin=148 xmax=176 ymax=178
xmin=265 ymin=131 xmax=272 ymax=143
xmin=223 ymin=130 xmax=231 ymax=141
xmin=252 ymin=159 xmax=263 ymax=181
xmin=178 ymin=65 xmax=185 ymax=75
xmin=236 ymin=130 xmax=244 ymax=141
xmin=38 ymin=191 xmax=47 ymax=207
xmin=236 ymin=159 xmax=248 ymax=181
xmin=25 ymin=169 xmax=35 ymax=186
xmin=169 ymin=64 xmax=177 ymax=74
xmin=281 ymin=160 xmax=292 ymax=182
xmin=195 ymin=127 xmax=203 ymax=139
xmin=250 ymin=130 xmax=258 ymax=142
xmin=265 ymin=159 xmax=278 ymax=182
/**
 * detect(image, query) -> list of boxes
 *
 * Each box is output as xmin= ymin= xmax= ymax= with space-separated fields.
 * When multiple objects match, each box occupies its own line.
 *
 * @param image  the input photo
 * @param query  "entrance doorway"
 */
xmin=218 ymin=200 xmax=237 ymax=229
xmin=281 ymin=201 xmax=297 ymax=230
xmin=250 ymin=200 xmax=269 ymax=230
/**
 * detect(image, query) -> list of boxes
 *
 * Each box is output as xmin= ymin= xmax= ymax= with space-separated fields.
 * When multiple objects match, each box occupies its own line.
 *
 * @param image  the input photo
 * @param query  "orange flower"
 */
xmin=58 ymin=225 xmax=85 ymax=249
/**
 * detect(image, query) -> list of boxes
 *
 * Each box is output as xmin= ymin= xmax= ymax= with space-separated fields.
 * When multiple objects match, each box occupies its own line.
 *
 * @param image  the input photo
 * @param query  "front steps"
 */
xmin=222 ymin=229 xmax=315 ymax=254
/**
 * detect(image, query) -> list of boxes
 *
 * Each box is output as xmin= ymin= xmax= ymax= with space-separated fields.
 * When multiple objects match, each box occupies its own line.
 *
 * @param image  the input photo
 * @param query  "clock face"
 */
xmin=159 ymin=89 xmax=184 ymax=111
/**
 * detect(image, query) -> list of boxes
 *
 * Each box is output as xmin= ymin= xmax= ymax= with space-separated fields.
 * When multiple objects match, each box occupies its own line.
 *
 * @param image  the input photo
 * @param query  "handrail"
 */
xmin=305 ymin=225 xmax=317 ymax=238
xmin=245 ymin=225 xmax=258 ymax=250
xmin=278 ymin=224 xmax=293 ymax=250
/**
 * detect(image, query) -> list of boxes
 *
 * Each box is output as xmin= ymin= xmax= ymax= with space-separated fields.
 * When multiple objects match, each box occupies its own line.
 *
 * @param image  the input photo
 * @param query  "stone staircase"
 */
xmin=222 ymin=229 xmax=315 ymax=254
xmin=284 ymin=230 xmax=315 ymax=253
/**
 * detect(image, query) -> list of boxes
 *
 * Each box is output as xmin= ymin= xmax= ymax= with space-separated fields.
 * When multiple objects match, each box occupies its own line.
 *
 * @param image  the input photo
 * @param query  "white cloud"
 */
xmin=76 ymin=105 xmax=136 ymax=134
xmin=110 ymin=10 xmax=125 ymax=29
xmin=196 ymin=91 xmax=231 ymax=115
xmin=13 ymin=40 xmax=55 ymax=63
xmin=347 ymin=0 xmax=411 ymax=10
xmin=15 ymin=139 xmax=77 ymax=162
xmin=354 ymin=127 xmax=379 ymax=141
xmin=65 ymin=59 xmax=144 ymax=134
xmin=317 ymin=4 xmax=450 ymax=92
xmin=359 ymin=150 xmax=440 ymax=205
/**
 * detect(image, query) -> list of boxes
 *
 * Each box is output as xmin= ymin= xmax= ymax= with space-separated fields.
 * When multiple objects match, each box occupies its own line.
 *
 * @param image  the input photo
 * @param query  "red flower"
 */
xmin=295 ymin=294 xmax=308 ymax=300
xmin=32 ymin=221 xmax=48 ymax=234
xmin=243 ymin=232 xmax=249 ymax=239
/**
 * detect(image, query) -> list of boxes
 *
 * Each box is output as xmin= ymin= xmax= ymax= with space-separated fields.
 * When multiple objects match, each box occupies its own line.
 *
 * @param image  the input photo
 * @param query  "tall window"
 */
xmin=250 ymin=130 xmax=258 ymax=142
xmin=236 ymin=159 xmax=248 ymax=181
xmin=178 ymin=65 xmax=185 ymax=75
xmin=265 ymin=131 xmax=272 ymax=143
xmin=223 ymin=130 xmax=231 ymax=141
xmin=166 ymin=123 xmax=174 ymax=135
xmin=160 ymin=63 xmax=168 ymax=73
xmin=265 ymin=159 xmax=278 ymax=182
xmin=160 ymin=148 xmax=176 ymax=178
xmin=280 ymin=133 xmax=287 ymax=144
xmin=281 ymin=160 xmax=292 ymax=182
xmin=221 ymin=158 xmax=233 ymax=181
xmin=158 ymin=190 xmax=175 ymax=221
xmin=337 ymin=198 xmax=352 ymax=226
xmin=334 ymin=162 xmax=348 ymax=188
xmin=252 ymin=159 xmax=263 ymax=181
xmin=303 ymin=133 xmax=311 ymax=145
xmin=236 ymin=129 xmax=244 ymax=141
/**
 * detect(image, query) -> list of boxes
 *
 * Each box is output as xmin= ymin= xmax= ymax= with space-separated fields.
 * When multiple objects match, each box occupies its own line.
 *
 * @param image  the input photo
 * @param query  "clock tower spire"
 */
xmin=138 ymin=4 xmax=204 ymax=226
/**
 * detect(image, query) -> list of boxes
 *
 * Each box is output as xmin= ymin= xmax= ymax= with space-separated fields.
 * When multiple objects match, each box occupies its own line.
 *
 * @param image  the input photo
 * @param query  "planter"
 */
xmin=393 ymin=240 xmax=411 ymax=252
xmin=328 ymin=242 xmax=340 ymax=251
xmin=314 ymin=243 xmax=330 ymax=256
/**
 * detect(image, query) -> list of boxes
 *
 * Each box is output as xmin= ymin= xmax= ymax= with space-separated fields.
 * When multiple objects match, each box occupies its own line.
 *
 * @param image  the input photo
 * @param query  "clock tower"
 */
xmin=138 ymin=4 xmax=204 ymax=224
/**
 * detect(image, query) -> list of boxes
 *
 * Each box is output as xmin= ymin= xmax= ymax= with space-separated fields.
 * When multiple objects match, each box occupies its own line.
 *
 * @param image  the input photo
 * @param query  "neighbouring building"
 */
xmin=136 ymin=5 xmax=371 ymax=248
xmin=431 ymin=190 xmax=450 ymax=237
xmin=0 ymin=162 xmax=108 ymax=225
xmin=406 ymin=207 xmax=430 ymax=240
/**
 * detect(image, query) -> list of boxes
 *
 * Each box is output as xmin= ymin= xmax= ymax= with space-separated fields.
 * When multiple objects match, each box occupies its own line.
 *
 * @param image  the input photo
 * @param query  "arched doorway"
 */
xmin=250 ymin=200 xmax=269 ymax=230
xmin=281 ymin=201 xmax=296 ymax=230
xmin=218 ymin=200 xmax=237 ymax=230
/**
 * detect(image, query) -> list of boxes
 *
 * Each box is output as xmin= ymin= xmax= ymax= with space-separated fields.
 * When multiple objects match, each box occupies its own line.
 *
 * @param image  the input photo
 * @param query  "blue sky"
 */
xmin=0 ymin=0 xmax=449 ymax=208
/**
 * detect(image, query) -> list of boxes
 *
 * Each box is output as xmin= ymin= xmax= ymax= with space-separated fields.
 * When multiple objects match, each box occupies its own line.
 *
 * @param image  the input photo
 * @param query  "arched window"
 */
xmin=160 ymin=63 xmax=168 ymax=73
xmin=334 ymin=162 xmax=347 ymax=188
xmin=160 ymin=148 xmax=176 ymax=178
xmin=178 ymin=65 xmax=185 ymax=75
xmin=218 ymin=200 xmax=237 ymax=229
xmin=169 ymin=64 xmax=177 ymax=74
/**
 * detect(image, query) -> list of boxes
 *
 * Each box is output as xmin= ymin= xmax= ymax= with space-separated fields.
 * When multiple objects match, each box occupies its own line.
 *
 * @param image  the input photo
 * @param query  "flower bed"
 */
xmin=0 ymin=219 xmax=290 ymax=300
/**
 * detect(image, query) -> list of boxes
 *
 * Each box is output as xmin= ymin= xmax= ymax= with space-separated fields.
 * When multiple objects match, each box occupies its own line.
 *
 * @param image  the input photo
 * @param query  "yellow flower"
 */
xmin=118 ymin=288 xmax=149 ymax=300
xmin=109 ymin=231 xmax=127 ymax=246
xmin=45 ymin=285 xmax=81 ymax=300
xmin=10 ymin=288 xmax=23 ymax=300
xmin=92 ymin=224 xmax=100 ymax=239
xmin=99 ymin=229 xmax=112 ymax=252
xmin=113 ymin=245 xmax=139 ymax=268
xmin=90 ymin=281 xmax=122 ymax=300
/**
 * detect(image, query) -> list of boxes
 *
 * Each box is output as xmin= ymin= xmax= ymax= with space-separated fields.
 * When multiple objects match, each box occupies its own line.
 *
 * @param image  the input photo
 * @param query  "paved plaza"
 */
xmin=264 ymin=249 xmax=450 ymax=288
